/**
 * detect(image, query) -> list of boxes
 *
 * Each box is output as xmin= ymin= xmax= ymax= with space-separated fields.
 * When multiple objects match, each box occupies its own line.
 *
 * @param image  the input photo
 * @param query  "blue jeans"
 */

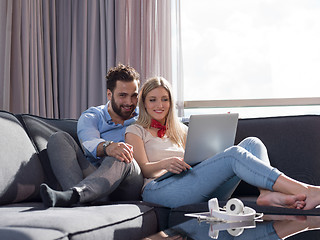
xmin=142 ymin=137 xmax=281 ymax=208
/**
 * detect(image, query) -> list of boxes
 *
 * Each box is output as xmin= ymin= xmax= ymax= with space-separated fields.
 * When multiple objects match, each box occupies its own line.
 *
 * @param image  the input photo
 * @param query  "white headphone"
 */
xmin=208 ymin=219 xmax=256 ymax=238
xmin=209 ymin=198 xmax=259 ymax=222
xmin=185 ymin=198 xmax=262 ymax=238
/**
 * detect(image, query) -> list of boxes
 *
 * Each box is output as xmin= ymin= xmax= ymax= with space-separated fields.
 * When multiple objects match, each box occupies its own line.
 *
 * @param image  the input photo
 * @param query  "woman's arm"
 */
xmin=125 ymin=132 xmax=191 ymax=178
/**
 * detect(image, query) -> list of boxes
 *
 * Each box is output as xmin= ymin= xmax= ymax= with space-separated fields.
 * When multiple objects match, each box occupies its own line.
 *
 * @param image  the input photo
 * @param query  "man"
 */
xmin=40 ymin=64 xmax=143 ymax=207
xmin=78 ymin=64 xmax=140 ymax=166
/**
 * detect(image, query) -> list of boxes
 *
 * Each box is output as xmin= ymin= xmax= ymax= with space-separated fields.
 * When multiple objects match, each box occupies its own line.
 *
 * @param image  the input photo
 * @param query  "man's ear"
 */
xmin=107 ymin=89 xmax=112 ymax=101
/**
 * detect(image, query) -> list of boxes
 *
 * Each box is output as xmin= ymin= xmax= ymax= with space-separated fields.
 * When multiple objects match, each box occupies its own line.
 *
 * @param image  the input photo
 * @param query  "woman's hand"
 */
xmin=161 ymin=157 xmax=192 ymax=174
xmin=126 ymin=132 xmax=190 ymax=178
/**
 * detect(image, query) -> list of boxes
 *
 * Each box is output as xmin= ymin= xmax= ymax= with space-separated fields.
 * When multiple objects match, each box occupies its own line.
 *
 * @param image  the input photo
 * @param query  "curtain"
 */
xmin=0 ymin=0 xmax=182 ymax=119
xmin=116 ymin=0 xmax=175 ymax=85
xmin=0 ymin=0 xmax=114 ymax=118
xmin=115 ymin=0 xmax=184 ymax=115
xmin=55 ymin=0 xmax=116 ymax=118
xmin=171 ymin=0 xmax=184 ymax=116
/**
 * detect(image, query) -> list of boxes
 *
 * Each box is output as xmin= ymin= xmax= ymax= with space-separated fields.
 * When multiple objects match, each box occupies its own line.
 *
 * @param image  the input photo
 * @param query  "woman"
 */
xmin=125 ymin=76 xmax=320 ymax=209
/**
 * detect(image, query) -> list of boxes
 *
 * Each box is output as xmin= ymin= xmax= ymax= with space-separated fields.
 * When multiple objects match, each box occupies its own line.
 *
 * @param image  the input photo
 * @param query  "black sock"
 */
xmin=40 ymin=183 xmax=79 ymax=207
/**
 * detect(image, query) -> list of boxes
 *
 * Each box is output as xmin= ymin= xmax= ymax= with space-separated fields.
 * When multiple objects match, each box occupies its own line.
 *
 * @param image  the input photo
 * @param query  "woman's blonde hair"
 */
xmin=137 ymin=77 xmax=187 ymax=147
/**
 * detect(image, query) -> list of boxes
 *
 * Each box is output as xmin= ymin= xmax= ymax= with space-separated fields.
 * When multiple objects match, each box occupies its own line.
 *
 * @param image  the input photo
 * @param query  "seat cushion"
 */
xmin=0 ymin=111 xmax=44 ymax=205
xmin=0 ymin=227 xmax=67 ymax=240
xmin=0 ymin=202 xmax=158 ymax=240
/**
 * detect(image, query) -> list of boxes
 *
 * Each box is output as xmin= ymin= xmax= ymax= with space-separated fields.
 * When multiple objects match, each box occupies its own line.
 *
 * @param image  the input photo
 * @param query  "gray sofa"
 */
xmin=2 ymin=110 xmax=320 ymax=239
xmin=0 ymin=110 xmax=166 ymax=240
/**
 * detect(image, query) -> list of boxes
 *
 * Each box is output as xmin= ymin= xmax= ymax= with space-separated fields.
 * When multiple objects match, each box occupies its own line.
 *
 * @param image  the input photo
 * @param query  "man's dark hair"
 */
xmin=106 ymin=63 xmax=140 ymax=92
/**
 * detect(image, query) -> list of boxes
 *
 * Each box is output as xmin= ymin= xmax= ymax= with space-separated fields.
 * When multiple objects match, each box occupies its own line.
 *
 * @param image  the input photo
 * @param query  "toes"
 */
xmin=295 ymin=194 xmax=307 ymax=201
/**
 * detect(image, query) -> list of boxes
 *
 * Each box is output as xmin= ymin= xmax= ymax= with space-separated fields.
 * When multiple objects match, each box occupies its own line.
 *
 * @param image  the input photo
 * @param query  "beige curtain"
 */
xmin=55 ymin=0 xmax=116 ymax=119
xmin=116 ymin=0 xmax=175 ymax=84
xmin=0 ymin=0 xmax=183 ymax=119
xmin=171 ymin=0 xmax=184 ymax=116
xmin=0 ymin=0 xmax=57 ymax=116
xmin=115 ymin=0 xmax=184 ymax=116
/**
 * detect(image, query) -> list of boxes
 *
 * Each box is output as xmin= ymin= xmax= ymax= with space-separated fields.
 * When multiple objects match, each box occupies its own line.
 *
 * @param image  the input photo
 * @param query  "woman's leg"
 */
xmin=143 ymin=136 xmax=312 ymax=209
xmin=238 ymin=138 xmax=306 ymax=209
xmin=209 ymin=137 xmax=269 ymax=200
xmin=143 ymin=138 xmax=283 ymax=208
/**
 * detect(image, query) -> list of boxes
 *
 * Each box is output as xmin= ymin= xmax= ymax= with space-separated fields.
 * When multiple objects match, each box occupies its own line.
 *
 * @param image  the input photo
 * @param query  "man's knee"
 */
xmin=47 ymin=131 xmax=79 ymax=158
xmin=48 ymin=131 xmax=72 ymax=146
xmin=48 ymin=131 xmax=78 ymax=149
xmin=105 ymin=158 xmax=143 ymax=185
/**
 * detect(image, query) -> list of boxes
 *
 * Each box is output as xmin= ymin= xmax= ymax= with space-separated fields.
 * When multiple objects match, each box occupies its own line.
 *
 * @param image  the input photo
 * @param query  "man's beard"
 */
xmin=111 ymin=96 xmax=135 ymax=120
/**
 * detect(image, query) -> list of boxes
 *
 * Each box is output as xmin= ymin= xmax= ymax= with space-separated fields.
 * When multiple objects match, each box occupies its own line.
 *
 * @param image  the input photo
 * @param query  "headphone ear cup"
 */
xmin=226 ymin=198 xmax=244 ymax=215
xmin=227 ymin=228 xmax=244 ymax=236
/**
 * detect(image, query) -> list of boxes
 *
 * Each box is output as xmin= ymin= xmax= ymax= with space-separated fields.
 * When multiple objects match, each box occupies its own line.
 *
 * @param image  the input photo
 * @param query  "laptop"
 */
xmin=155 ymin=113 xmax=239 ymax=181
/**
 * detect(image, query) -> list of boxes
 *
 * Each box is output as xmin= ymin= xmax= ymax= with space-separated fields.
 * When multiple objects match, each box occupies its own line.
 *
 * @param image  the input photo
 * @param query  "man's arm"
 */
xmin=77 ymin=111 xmax=105 ymax=163
xmin=78 ymin=109 xmax=134 ymax=163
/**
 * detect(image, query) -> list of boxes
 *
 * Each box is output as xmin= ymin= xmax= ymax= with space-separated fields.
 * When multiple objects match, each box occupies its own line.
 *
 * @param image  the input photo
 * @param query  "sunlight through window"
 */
xmin=181 ymin=0 xmax=320 ymax=101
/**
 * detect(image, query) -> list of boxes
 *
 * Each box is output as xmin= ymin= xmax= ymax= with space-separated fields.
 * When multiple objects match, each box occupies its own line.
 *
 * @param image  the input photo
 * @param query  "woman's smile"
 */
xmin=145 ymin=87 xmax=170 ymax=124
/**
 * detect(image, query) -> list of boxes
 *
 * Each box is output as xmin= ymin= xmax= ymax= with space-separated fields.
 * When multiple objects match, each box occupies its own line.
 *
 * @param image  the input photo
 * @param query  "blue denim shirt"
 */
xmin=77 ymin=102 xmax=138 ymax=166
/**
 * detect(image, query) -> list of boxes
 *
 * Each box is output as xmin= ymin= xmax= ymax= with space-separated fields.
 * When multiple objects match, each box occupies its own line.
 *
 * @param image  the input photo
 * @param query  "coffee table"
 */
xmin=145 ymin=214 xmax=320 ymax=239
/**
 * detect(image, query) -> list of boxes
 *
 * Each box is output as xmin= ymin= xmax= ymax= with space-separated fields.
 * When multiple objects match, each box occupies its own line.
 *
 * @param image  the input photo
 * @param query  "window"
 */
xmin=181 ymin=0 xmax=320 ymax=117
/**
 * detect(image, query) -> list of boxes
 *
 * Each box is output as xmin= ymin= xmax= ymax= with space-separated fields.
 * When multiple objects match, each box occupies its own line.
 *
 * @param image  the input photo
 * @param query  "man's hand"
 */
xmin=106 ymin=142 xmax=134 ymax=163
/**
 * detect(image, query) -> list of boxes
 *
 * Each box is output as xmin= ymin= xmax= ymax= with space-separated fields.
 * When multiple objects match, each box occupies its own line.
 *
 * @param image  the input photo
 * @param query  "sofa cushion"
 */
xmin=17 ymin=114 xmax=79 ymax=190
xmin=0 ymin=227 xmax=67 ymax=240
xmin=0 ymin=111 xmax=44 ymax=205
xmin=0 ymin=202 xmax=158 ymax=240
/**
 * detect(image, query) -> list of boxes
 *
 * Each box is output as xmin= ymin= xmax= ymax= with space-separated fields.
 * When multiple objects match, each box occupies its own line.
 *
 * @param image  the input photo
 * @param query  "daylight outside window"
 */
xmin=181 ymin=0 xmax=320 ymax=118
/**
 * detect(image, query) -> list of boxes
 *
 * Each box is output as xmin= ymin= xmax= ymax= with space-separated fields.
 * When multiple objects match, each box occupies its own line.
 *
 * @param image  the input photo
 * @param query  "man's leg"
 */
xmin=73 ymin=157 xmax=143 ymax=203
xmin=47 ymin=131 xmax=96 ymax=190
xmin=40 ymin=157 xmax=143 ymax=207
xmin=42 ymin=131 xmax=143 ymax=206
xmin=109 ymin=159 xmax=144 ymax=201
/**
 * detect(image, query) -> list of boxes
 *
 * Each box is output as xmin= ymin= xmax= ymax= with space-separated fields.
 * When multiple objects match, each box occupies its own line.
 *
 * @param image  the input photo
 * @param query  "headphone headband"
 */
xmin=209 ymin=198 xmax=257 ymax=222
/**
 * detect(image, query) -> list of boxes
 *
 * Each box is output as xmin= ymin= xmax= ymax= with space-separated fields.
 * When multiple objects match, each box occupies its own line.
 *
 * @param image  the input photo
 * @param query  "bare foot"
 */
xmin=303 ymin=186 xmax=320 ymax=210
xmin=257 ymin=190 xmax=306 ymax=209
